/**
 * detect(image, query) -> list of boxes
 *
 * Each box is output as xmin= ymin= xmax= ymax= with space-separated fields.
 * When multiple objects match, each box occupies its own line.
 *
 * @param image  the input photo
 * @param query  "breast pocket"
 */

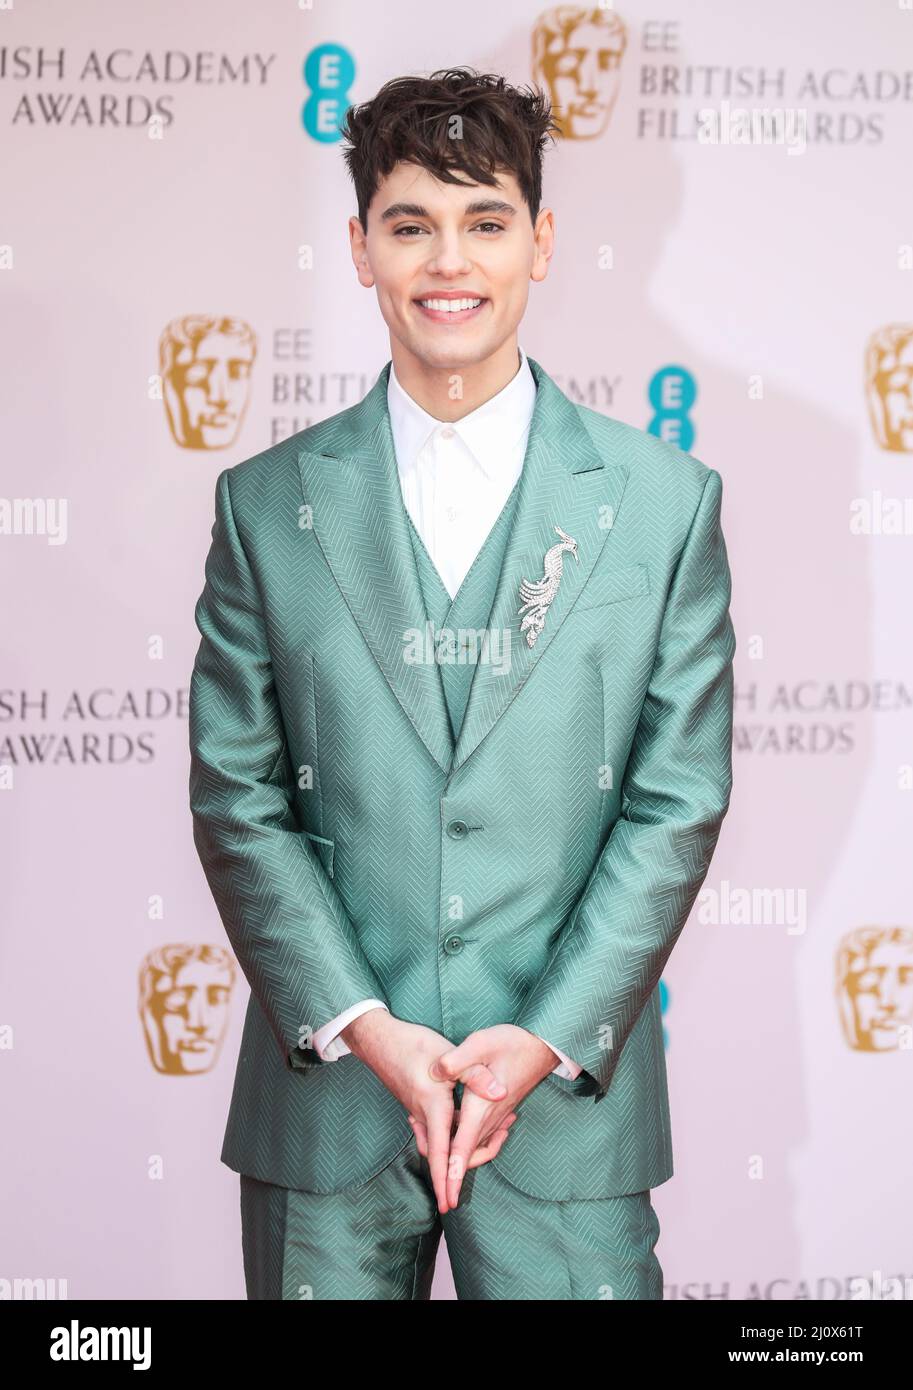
xmin=574 ymin=562 xmax=651 ymax=612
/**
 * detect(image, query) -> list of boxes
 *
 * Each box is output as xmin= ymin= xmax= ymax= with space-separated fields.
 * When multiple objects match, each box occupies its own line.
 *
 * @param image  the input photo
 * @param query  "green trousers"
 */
xmin=239 ymin=1140 xmax=663 ymax=1301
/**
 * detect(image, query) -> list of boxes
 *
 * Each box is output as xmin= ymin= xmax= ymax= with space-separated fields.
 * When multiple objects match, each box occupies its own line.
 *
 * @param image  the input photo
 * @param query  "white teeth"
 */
xmin=419 ymin=298 xmax=483 ymax=312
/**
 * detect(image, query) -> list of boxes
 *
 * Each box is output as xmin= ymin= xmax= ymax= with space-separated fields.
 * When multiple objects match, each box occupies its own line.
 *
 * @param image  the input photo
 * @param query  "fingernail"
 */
xmin=488 ymin=1081 xmax=505 ymax=1096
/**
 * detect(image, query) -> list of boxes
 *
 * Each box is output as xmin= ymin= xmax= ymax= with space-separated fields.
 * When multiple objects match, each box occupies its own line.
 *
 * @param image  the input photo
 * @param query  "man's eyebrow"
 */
xmin=379 ymin=199 xmax=518 ymax=223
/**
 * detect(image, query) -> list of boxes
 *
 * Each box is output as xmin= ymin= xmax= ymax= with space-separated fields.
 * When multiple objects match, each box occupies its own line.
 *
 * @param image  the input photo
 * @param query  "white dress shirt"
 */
xmin=310 ymin=347 xmax=583 ymax=1082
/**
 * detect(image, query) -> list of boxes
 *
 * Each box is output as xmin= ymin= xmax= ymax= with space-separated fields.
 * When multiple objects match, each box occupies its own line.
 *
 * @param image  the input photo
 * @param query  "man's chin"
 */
xmin=398 ymin=333 xmax=495 ymax=372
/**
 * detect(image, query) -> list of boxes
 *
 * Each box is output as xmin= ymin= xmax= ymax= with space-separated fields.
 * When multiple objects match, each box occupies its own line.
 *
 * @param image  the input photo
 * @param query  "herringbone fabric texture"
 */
xmin=239 ymin=1142 xmax=662 ymax=1300
xmin=188 ymin=355 xmax=736 ymax=1199
xmin=405 ymin=472 xmax=520 ymax=741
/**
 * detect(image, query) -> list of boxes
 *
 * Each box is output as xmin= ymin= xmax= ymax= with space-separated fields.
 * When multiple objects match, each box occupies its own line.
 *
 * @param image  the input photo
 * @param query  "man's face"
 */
xmin=350 ymin=160 xmax=552 ymax=373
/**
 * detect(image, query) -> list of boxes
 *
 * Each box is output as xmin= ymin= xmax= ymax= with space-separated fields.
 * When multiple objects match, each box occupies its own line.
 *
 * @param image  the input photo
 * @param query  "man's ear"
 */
xmin=348 ymin=215 xmax=374 ymax=287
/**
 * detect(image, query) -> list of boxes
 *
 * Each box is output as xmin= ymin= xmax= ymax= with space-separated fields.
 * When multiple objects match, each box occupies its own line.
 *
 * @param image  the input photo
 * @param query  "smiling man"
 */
xmin=189 ymin=67 xmax=736 ymax=1301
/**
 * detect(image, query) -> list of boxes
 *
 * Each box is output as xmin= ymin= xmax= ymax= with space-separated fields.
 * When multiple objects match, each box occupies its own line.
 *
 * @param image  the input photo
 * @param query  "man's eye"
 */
xmin=393 ymin=222 xmax=505 ymax=237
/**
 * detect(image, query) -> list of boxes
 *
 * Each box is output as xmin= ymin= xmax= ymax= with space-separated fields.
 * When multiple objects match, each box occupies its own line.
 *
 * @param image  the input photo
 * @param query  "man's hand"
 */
xmin=430 ymin=1025 xmax=560 ymax=1209
xmin=340 ymin=1010 xmax=517 ymax=1215
xmin=404 ymin=1105 xmax=519 ymax=1202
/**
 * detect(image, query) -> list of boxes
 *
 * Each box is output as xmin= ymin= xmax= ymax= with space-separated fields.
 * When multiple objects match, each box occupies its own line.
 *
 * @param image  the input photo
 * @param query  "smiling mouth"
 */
xmin=414 ymin=296 xmax=489 ymax=323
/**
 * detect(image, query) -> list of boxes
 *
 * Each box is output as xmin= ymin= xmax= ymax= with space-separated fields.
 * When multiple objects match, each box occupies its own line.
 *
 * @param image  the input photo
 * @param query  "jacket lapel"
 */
xmin=296 ymin=355 xmax=630 ymax=779
xmin=297 ymin=363 xmax=454 ymax=774
xmin=450 ymin=357 xmax=630 ymax=772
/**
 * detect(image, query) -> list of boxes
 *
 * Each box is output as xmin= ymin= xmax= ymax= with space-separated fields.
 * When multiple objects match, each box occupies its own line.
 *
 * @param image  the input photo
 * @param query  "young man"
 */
xmin=189 ymin=68 xmax=736 ymax=1301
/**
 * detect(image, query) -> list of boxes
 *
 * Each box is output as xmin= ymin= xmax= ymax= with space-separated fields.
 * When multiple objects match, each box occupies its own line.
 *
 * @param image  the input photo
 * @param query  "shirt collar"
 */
xmin=387 ymin=345 xmax=537 ymax=482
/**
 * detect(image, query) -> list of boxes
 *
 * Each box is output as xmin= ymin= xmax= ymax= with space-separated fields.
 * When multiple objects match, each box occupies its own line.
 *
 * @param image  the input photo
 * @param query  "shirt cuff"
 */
xmin=530 ymin=1032 xmax=584 ymax=1080
xmin=311 ymin=999 xmax=389 ymax=1060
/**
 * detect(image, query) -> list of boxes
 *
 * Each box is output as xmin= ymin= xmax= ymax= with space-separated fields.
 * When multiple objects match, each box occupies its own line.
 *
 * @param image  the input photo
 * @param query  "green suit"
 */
xmin=188 ymin=355 xmax=735 ymax=1209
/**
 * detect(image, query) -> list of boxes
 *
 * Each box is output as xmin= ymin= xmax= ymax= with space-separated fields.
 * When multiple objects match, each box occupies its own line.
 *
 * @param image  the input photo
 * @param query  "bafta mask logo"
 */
xmin=836 ymin=926 xmax=913 ymax=1052
xmin=160 ymin=315 xmax=257 ymax=449
xmin=532 ymin=5 xmax=628 ymax=140
xmin=865 ymin=324 xmax=913 ymax=452
xmin=139 ymin=944 xmax=236 ymax=1074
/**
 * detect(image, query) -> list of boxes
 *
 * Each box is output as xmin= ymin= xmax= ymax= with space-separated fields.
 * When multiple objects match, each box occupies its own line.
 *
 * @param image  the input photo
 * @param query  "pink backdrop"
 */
xmin=2 ymin=0 xmax=911 ymax=1300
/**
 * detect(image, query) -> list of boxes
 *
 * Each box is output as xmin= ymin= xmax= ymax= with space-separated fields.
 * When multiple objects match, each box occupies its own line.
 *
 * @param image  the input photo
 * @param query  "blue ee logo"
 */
xmin=648 ymin=365 xmax=697 ymax=451
xmin=302 ymin=44 xmax=355 ymax=142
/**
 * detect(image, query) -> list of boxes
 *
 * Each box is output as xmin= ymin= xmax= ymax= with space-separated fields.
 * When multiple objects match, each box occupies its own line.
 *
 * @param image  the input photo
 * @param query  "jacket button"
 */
xmin=446 ymin=819 xmax=469 ymax=839
xmin=443 ymin=935 xmax=464 ymax=954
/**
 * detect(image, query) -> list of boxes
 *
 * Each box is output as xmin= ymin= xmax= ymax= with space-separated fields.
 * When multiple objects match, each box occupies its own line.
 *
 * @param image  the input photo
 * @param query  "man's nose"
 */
xmin=426 ymin=236 xmax=471 ymax=276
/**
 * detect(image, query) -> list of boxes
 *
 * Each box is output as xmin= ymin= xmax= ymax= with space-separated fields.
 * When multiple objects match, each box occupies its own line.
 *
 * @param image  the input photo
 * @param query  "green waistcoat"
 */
xmin=404 ymin=478 xmax=521 ymax=750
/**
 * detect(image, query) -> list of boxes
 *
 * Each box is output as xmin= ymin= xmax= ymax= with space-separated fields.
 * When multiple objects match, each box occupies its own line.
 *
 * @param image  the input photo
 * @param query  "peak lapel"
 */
xmin=296 ymin=363 xmax=454 ymax=774
xmin=450 ymin=356 xmax=630 ymax=773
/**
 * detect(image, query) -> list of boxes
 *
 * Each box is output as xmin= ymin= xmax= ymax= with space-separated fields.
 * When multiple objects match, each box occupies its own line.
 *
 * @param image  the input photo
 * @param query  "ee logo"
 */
xmin=648 ymin=365 xmax=697 ymax=451
xmin=302 ymin=44 xmax=355 ymax=142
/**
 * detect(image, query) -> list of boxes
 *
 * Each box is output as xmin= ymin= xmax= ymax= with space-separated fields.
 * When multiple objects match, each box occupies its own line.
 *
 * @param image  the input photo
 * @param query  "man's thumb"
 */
xmin=429 ymin=1047 xmax=464 ymax=1081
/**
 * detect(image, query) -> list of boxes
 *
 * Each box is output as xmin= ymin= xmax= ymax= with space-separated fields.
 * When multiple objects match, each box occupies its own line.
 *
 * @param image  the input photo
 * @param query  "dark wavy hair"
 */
xmin=339 ymin=67 xmax=560 ymax=231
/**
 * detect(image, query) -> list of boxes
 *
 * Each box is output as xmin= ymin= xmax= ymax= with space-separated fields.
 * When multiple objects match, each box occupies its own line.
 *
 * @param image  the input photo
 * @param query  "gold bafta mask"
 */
xmin=836 ymin=926 xmax=913 ymax=1051
xmin=160 ymin=315 xmax=257 ymax=449
xmin=532 ymin=5 xmax=628 ymax=140
xmin=864 ymin=324 xmax=913 ymax=452
xmin=139 ymin=944 xmax=236 ymax=1074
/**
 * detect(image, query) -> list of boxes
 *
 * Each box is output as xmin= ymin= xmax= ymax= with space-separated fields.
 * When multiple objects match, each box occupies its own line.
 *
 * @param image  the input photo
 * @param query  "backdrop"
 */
xmin=2 ymin=0 xmax=911 ymax=1301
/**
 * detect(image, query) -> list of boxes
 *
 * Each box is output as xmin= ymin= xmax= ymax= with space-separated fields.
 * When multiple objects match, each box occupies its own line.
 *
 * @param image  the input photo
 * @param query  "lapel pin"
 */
xmin=517 ymin=524 xmax=579 ymax=648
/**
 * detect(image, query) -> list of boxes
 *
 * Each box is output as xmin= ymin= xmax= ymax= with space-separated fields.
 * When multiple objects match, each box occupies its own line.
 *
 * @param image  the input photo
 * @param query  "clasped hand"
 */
xmin=342 ymin=1012 xmax=557 ymax=1214
xmin=420 ymin=1023 xmax=558 ymax=1212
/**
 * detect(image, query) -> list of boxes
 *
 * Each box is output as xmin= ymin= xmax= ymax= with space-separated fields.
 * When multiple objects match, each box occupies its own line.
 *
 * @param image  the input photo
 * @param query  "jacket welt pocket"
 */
xmin=574 ymin=563 xmax=650 ymax=612
xmin=303 ymin=830 xmax=335 ymax=879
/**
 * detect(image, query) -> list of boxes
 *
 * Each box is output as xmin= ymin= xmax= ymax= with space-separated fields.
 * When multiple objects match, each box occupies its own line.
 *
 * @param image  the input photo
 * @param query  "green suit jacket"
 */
xmin=188 ymin=355 xmax=736 ymax=1200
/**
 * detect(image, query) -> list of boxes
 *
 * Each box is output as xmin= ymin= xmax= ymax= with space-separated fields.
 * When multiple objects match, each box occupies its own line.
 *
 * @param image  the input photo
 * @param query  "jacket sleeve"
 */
xmin=188 ymin=467 xmax=391 ymax=1071
xmin=513 ymin=467 xmax=735 ymax=1100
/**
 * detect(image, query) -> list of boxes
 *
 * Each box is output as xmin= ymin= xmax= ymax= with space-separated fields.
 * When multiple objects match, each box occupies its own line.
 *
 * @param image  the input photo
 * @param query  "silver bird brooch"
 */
xmin=517 ymin=524 xmax=579 ymax=648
